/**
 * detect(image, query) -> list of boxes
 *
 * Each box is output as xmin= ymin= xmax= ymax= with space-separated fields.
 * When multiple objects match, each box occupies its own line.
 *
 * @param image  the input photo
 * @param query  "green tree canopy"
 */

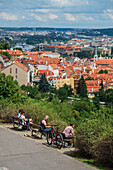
xmin=77 ymin=76 xmax=88 ymax=98
xmin=0 ymin=73 xmax=22 ymax=102
xmin=85 ymin=76 xmax=94 ymax=80
xmin=63 ymin=84 xmax=73 ymax=96
xmin=0 ymin=51 xmax=11 ymax=60
xmin=0 ymin=40 xmax=10 ymax=50
xmin=38 ymin=73 xmax=50 ymax=93
xmin=98 ymin=69 xmax=108 ymax=74
xmin=57 ymin=87 xmax=68 ymax=102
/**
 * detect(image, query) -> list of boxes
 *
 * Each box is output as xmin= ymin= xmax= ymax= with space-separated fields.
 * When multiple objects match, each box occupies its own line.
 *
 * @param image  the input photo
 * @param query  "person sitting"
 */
xmin=18 ymin=109 xmax=23 ymax=118
xmin=41 ymin=115 xmax=51 ymax=133
xmin=63 ymin=123 xmax=76 ymax=147
xmin=19 ymin=111 xmax=33 ymax=127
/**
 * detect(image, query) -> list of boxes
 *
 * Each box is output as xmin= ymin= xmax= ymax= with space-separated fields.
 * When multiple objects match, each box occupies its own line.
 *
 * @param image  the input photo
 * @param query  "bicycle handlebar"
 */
xmin=51 ymin=124 xmax=58 ymax=127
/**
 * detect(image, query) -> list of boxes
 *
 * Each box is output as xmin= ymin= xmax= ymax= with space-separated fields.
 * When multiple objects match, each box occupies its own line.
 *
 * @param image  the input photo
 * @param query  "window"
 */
xmin=10 ymin=68 xmax=12 ymax=74
xmin=15 ymin=75 xmax=18 ymax=79
xmin=16 ymin=68 xmax=17 ymax=74
xmin=58 ymin=85 xmax=60 ymax=87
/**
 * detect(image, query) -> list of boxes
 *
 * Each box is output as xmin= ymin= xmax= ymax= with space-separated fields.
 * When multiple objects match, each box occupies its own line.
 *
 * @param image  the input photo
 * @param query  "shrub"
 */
xmin=92 ymin=133 xmax=113 ymax=167
xmin=75 ymin=116 xmax=113 ymax=166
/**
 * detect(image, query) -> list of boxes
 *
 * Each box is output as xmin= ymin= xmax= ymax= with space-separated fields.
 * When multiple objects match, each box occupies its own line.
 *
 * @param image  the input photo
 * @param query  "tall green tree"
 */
xmin=57 ymin=87 xmax=68 ymax=102
xmin=77 ymin=76 xmax=88 ymax=98
xmin=98 ymin=80 xmax=106 ymax=102
xmin=93 ymin=96 xmax=100 ymax=110
xmin=38 ymin=73 xmax=50 ymax=93
xmin=63 ymin=84 xmax=73 ymax=96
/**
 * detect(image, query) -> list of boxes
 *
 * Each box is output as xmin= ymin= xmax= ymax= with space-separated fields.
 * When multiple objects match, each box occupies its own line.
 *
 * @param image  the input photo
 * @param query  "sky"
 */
xmin=0 ymin=0 xmax=113 ymax=28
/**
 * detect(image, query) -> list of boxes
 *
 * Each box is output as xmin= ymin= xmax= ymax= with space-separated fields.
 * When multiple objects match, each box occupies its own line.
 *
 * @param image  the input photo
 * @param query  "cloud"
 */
xmin=103 ymin=9 xmax=113 ymax=21
xmin=64 ymin=13 xmax=76 ymax=21
xmin=81 ymin=15 xmax=94 ymax=21
xmin=0 ymin=12 xmax=18 ymax=20
xmin=51 ymin=0 xmax=89 ymax=7
xmin=48 ymin=13 xmax=58 ymax=20
xmin=30 ymin=13 xmax=42 ymax=21
xmin=21 ymin=16 xmax=26 ymax=19
xmin=27 ymin=9 xmax=50 ymax=13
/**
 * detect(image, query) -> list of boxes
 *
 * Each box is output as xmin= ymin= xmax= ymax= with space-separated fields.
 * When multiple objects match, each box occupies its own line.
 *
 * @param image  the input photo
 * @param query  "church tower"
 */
xmin=94 ymin=45 xmax=98 ymax=62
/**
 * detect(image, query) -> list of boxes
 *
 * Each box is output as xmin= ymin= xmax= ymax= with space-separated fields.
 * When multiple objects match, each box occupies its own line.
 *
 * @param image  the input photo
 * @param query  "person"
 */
xmin=41 ymin=115 xmax=51 ymax=133
xmin=18 ymin=109 xmax=23 ymax=118
xmin=63 ymin=123 xmax=76 ymax=147
xmin=19 ymin=111 xmax=33 ymax=126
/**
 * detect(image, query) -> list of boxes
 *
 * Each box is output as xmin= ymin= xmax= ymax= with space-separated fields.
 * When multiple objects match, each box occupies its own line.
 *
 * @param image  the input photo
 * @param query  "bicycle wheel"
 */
xmin=47 ymin=131 xmax=53 ymax=145
xmin=56 ymin=133 xmax=63 ymax=149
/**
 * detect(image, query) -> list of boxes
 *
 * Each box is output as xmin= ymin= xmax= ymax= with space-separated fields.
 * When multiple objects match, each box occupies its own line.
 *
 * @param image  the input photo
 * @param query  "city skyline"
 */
xmin=0 ymin=0 xmax=113 ymax=28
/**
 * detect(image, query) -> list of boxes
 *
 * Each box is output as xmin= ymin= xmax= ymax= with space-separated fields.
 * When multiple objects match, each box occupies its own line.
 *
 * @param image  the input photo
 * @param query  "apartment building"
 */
xmin=1 ymin=61 xmax=30 ymax=86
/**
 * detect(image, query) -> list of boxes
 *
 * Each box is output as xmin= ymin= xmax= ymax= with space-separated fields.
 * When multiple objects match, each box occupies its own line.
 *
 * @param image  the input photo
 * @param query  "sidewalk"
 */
xmin=0 ymin=126 xmax=97 ymax=170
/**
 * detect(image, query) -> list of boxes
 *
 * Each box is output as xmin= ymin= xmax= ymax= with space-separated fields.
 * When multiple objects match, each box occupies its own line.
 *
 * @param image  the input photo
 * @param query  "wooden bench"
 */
xmin=30 ymin=123 xmax=46 ymax=139
xmin=61 ymin=133 xmax=72 ymax=148
xmin=11 ymin=116 xmax=29 ymax=130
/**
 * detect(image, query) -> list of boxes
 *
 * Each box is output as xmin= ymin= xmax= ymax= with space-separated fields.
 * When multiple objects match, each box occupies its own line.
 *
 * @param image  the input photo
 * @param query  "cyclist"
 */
xmin=63 ymin=123 xmax=76 ymax=147
xmin=41 ymin=115 xmax=51 ymax=132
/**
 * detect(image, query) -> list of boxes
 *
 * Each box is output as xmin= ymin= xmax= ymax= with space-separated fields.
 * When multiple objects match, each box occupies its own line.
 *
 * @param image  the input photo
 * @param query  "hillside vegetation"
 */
xmin=0 ymin=73 xmax=113 ymax=168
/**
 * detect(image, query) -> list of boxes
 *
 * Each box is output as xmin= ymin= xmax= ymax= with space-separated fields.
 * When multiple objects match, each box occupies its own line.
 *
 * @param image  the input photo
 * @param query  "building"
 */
xmin=1 ymin=61 xmax=31 ymax=86
xmin=54 ymin=77 xmax=74 ymax=89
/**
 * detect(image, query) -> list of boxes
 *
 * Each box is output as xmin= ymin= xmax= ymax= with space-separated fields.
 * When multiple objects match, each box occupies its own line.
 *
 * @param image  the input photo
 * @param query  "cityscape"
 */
xmin=1 ymin=27 xmax=113 ymax=98
xmin=0 ymin=0 xmax=113 ymax=169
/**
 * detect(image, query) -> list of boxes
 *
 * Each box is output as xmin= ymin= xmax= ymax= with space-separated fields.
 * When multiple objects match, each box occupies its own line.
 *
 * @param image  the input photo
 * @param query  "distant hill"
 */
xmin=0 ymin=27 xmax=113 ymax=36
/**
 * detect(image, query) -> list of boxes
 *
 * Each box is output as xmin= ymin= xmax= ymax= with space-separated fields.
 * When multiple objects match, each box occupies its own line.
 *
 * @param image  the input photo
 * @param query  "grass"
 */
xmin=0 ymin=119 xmax=6 ymax=124
xmin=74 ymin=157 xmax=105 ymax=170
xmin=65 ymin=150 xmax=106 ymax=170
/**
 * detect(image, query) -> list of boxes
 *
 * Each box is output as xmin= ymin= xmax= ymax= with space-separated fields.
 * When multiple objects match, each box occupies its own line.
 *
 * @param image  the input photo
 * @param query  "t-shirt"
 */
xmin=63 ymin=126 xmax=73 ymax=137
xmin=19 ymin=115 xmax=25 ymax=125
xmin=18 ymin=113 xmax=20 ymax=118
xmin=41 ymin=119 xmax=46 ymax=130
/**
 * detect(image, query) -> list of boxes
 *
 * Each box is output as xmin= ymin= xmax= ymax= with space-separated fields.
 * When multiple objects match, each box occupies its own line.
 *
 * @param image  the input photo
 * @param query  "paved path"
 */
xmin=0 ymin=127 xmax=97 ymax=170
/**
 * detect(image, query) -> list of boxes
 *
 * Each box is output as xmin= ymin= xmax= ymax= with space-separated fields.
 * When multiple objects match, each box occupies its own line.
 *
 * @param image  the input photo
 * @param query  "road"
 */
xmin=0 ymin=127 xmax=97 ymax=170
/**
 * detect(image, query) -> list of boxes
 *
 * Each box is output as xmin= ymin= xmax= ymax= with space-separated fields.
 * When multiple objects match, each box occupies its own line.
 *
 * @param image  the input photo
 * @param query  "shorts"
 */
xmin=25 ymin=120 xmax=29 ymax=125
xmin=43 ymin=128 xmax=51 ymax=132
xmin=65 ymin=135 xmax=74 ymax=139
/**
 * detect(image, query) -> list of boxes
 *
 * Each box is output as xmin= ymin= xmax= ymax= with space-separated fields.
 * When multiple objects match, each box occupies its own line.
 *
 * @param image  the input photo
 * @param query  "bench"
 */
xmin=11 ymin=116 xmax=29 ymax=130
xmin=30 ymin=123 xmax=46 ymax=139
xmin=61 ymin=133 xmax=72 ymax=148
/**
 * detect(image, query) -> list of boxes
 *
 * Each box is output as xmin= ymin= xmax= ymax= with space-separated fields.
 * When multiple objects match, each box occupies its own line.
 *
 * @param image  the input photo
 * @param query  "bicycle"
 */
xmin=47 ymin=124 xmax=63 ymax=149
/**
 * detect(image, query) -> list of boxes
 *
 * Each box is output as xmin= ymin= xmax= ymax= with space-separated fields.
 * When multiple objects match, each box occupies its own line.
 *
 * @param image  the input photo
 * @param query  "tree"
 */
xmin=0 ymin=51 xmax=11 ymax=60
xmin=13 ymin=47 xmax=22 ymax=51
xmin=63 ymin=84 xmax=73 ymax=96
xmin=57 ymin=87 xmax=68 ymax=102
xmin=98 ymin=80 xmax=106 ymax=102
xmin=105 ymin=89 xmax=113 ymax=104
xmin=0 ymin=40 xmax=10 ymax=50
xmin=85 ymin=76 xmax=94 ymax=80
xmin=38 ymin=73 xmax=50 ymax=93
xmin=104 ymin=69 xmax=108 ymax=74
xmin=93 ymin=97 xmax=100 ymax=110
xmin=0 ymin=73 xmax=22 ymax=102
xmin=3 ymin=41 xmax=10 ymax=50
xmin=98 ymin=69 xmax=104 ymax=74
xmin=77 ymin=76 xmax=88 ymax=98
